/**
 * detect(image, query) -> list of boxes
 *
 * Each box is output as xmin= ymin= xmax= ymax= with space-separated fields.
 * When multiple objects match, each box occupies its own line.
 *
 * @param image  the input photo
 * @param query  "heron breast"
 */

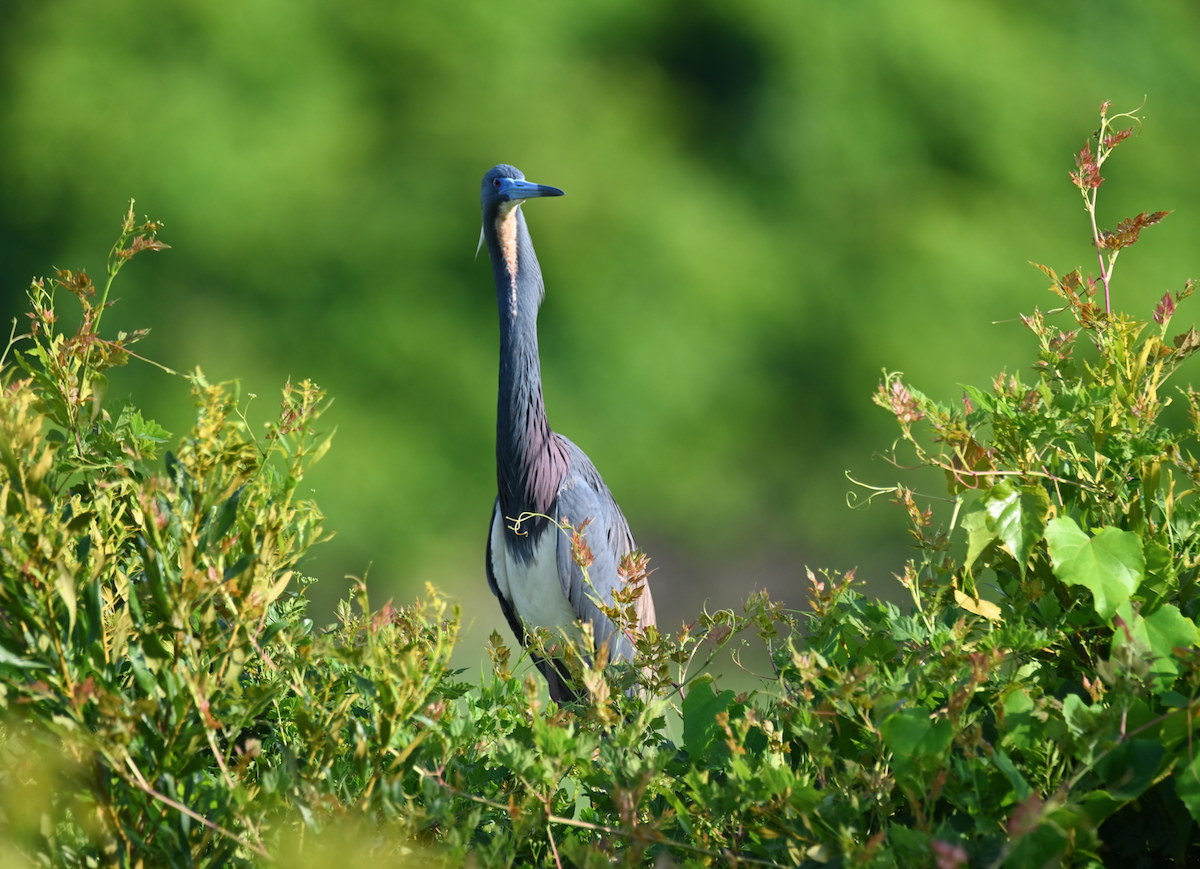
xmin=489 ymin=509 xmax=580 ymax=641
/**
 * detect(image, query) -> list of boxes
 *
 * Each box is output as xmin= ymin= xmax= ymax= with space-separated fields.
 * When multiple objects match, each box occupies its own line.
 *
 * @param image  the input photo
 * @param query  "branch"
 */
xmin=416 ymin=766 xmax=795 ymax=868
xmin=124 ymin=756 xmax=273 ymax=861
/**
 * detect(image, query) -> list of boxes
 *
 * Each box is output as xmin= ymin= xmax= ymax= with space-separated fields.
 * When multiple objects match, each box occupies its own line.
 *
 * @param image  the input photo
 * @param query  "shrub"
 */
xmin=2 ymin=103 xmax=1200 ymax=867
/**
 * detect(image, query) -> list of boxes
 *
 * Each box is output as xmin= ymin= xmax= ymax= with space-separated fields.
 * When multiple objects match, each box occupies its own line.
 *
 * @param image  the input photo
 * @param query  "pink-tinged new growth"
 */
xmin=1096 ymin=211 xmax=1170 ymax=251
xmin=116 ymin=234 xmax=170 ymax=260
xmin=1103 ymin=128 xmax=1133 ymax=149
xmin=1007 ymin=793 xmax=1044 ymax=837
xmin=56 ymin=268 xmax=95 ymax=298
xmin=931 ymin=840 xmax=969 ymax=869
xmin=1070 ymin=102 xmax=1149 ymax=312
xmin=1071 ymin=142 xmax=1102 ymax=190
xmin=616 ymin=550 xmax=652 ymax=586
xmin=1154 ymin=291 xmax=1175 ymax=325
xmin=567 ymin=517 xmax=595 ymax=570
xmin=370 ymin=600 xmax=400 ymax=633
xmin=878 ymin=379 xmax=924 ymax=424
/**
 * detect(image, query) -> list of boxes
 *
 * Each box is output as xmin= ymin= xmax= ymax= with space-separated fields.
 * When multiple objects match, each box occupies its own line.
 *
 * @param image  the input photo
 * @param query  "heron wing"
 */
xmin=552 ymin=436 xmax=655 ymax=662
xmin=486 ymin=497 xmax=580 ymax=702
xmin=485 ymin=498 xmax=526 ymax=644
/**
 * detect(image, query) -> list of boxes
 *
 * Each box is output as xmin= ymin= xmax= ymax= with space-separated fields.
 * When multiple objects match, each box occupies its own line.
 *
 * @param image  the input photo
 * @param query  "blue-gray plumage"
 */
xmin=480 ymin=164 xmax=656 ymax=702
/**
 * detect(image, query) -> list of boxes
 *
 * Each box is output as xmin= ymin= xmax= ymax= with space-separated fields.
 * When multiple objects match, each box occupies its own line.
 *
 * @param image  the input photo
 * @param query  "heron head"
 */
xmin=480 ymin=164 xmax=564 ymax=218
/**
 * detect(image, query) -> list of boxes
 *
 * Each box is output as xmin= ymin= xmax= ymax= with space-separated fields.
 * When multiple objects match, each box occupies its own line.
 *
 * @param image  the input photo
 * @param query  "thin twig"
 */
xmin=93 ymin=337 xmax=179 ymax=375
xmin=204 ymin=721 xmax=237 ymax=792
xmin=0 ymin=318 xmax=28 ymax=369
xmin=124 ymin=756 xmax=273 ymax=861
xmin=416 ymin=766 xmax=793 ymax=868
xmin=546 ymin=824 xmax=564 ymax=869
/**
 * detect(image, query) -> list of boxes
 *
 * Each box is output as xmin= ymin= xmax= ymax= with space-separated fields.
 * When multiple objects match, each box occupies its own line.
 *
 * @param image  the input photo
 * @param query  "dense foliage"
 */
xmin=5 ymin=3 xmax=1200 ymax=602
xmin=4 ymin=105 xmax=1200 ymax=867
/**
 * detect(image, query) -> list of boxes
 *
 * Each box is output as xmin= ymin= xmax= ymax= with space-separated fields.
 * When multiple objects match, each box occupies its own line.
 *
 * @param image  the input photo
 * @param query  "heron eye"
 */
xmin=493 ymin=178 xmax=502 ymax=189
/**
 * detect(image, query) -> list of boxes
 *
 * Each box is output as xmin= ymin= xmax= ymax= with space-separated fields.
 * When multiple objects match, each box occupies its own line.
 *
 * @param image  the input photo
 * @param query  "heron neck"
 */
xmin=490 ymin=208 xmax=567 ymax=526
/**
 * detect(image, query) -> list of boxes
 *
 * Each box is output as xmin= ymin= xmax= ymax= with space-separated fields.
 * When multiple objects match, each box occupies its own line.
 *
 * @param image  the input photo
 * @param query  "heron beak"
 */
xmin=497 ymin=177 xmax=564 ymax=201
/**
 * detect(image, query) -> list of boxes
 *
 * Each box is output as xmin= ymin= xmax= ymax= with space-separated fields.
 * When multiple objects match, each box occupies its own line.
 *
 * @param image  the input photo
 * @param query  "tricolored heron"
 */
xmin=480 ymin=164 xmax=656 ymax=702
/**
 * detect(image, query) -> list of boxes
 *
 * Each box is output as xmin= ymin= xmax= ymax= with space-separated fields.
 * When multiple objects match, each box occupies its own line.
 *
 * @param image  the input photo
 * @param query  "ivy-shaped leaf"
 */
xmin=962 ymin=482 xmax=1050 ymax=577
xmin=1114 ymin=601 xmax=1199 ymax=690
xmin=1045 ymin=517 xmax=1143 ymax=619
xmin=1144 ymin=604 xmax=1199 ymax=661
xmin=985 ymin=482 xmax=1050 ymax=576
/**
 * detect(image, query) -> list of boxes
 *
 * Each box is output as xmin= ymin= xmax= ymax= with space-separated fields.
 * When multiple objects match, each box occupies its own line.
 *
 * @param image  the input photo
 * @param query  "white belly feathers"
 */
xmin=489 ymin=509 xmax=582 ymax=643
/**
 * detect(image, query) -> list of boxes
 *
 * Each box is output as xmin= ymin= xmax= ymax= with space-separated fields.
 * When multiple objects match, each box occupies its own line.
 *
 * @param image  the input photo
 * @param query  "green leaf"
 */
xmin=1143 ymin=604 xmax=1199 ymax=661
xmin=888 ymin=825 xmax=930 ymax=863
xmin=1094 ymin=739 xmax=1164 ymax=800
xmin=881 ymin=709 xmax=951 ymax=772
xmin=881 ymin=709 xmax=931 ymax=758
xmin=1141 ymin=539 xmax=1176 ymax=606
xmin=136 ymin=534 xmax=173 ymax=619
xmin=1045 ymin=517 xmax=1143 ymax=619
xmin=993 ymin=749 xmax=1032 ymax=800
xmin=963 ymin=483 xmax=1050 ymax=575
xmin=660 ymin=788 xmax=693 ymax=835
xmin=1078 ymin=789 xmax=1124 ymax=825
xmin=54 ymin=567 xmax=77 ymax=638
xmin=962 ymin=508 xmax=997 ymax=570
xmin=308 ymin=428 xmax=337 ymax=466
xmin=1176 ymin=750 xmax=1200 ymax=824
xmin=682 ymin=680 xmax=734 ymax=758
xmin=83 ymin=575 xmax=103 ymax=650
xmin=1113 ymin=601 xmax=1198 ymax=690
xmin=921 ymin=720 xmax=954 ymax=756
xmin=1001 ymin=689 xmax=1035 ymax=750
xmin=1062 ymin=693 xmax=1100 ymax=739
xmin=203 ymin=485 xmax=244 ymax=555
xmin=129 ymin=410 xmax=171 ymax=443
xmin=960 ymin=384 xmax=995 ymax=413
xmin=1007 ymin=823 xmax=1068 ymax=869
xmin=89 ymin=372 xmax=107 ymax=422
xmin=984 ymin=482 xmax=1049 ymax=576
xmin=0 ymin=641 xmax=50 ymax=670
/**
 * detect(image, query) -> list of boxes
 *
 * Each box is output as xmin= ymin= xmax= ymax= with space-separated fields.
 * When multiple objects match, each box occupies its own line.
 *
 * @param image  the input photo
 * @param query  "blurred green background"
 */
xmin=2 ymin=0 xmax=1199 ymax=664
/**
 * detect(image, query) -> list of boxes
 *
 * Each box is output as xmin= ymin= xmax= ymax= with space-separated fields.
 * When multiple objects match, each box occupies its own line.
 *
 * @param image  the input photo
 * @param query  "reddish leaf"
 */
xmin=55 ymin=268 xmax=95 ymax=298
xmin=1103 ymin=127 xmax=1133 ymax=149
xmin=117 ymin=234 xmax=171 ymax=260
xmin=877 ymin=379 xmax=924 ymax=424
xmin=370 ymin=599 xmax=399 ymax=632
xmin=1154 ymin=292 xmax=1176 ymax=325
xmin=1097 ymin=211 xmax=1171 ymax=251
xmin=1071 ymin=142 xmax=1102 ymax=190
